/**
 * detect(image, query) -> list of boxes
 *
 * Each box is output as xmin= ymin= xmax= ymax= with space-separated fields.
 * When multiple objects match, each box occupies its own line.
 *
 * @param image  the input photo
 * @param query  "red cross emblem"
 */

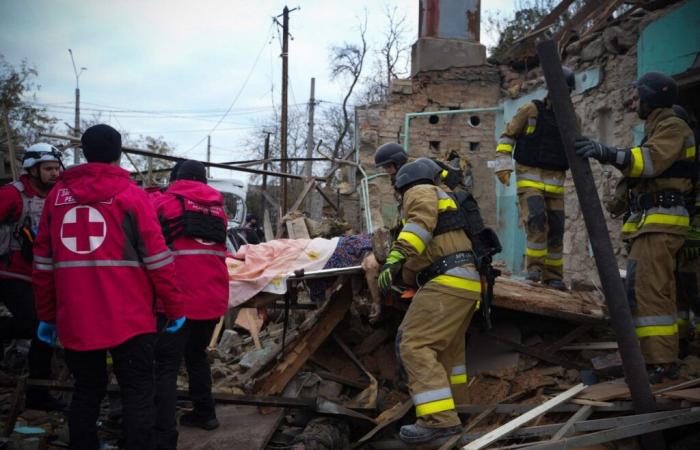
xmin=60 ymin=206 xmax=107 ymax=254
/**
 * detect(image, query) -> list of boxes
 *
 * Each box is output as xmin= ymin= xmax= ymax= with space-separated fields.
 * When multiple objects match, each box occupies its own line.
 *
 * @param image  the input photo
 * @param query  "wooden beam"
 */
xmin=254 ymin=282 xmax=353 ymax=396
xmin=462 ymin=383 xmax=586 ymax=450
xmin=550 ymin=404 xmax=593 ymax=441
xmin=288 ymin=179 xmax=316 ymax=213
xmin=315 ymin=185 xmax=339 ymax=211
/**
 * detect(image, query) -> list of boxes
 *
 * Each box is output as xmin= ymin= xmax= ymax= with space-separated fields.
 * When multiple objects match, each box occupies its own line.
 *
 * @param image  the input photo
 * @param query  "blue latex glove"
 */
xmin=164 ymin=316 xmax=186 ymax=334
xmin=37 ymin=322 xmax=57 ymax=347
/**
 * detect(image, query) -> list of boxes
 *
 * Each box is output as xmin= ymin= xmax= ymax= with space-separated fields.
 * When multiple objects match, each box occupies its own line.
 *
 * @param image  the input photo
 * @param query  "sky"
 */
xmin=1 ymin=0 xmax=515 ymax=181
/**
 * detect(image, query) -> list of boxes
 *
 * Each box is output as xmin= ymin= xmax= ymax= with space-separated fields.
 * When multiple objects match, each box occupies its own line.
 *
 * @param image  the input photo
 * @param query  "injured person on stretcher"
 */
xmin=226 ymin=233 xmax=384 ymax=322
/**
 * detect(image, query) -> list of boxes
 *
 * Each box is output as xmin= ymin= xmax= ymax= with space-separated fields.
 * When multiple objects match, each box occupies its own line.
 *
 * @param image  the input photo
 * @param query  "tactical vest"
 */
xmin=513 ymin=100 xmax=569 ymax=171
xmin=161 ymin=196 xmax=227 ymax=246
xmin=0 ymin=181 xmax=46 ymax=259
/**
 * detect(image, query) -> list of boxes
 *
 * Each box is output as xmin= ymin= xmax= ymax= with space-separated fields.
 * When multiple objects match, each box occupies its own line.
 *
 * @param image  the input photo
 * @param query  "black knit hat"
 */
xmin=81 ymin=124 xmax=122 ymax=163
xmin=169 ymin=160 xmax=185 ymax=182
xmin=176 ymin=160 xmax=207 ymax=183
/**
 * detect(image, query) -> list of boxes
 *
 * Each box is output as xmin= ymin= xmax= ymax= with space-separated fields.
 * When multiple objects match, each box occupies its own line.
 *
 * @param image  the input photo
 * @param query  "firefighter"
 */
xmin=377 ymin=160 xmax=481 ymax=443
xmin=576 ymin=72 xmax=695 ymax=382
xmin=671 ymin=104 xmax=700 ymax=354
xmin=0 ymin=143 xmax=64 ymax=410
xmin=33 ymin=124 xmax=185 ymax=450
xmin=494 ymin=67 xmax=578 ymax=290
xmin=153 ymin=160 xmax=228 ymax=447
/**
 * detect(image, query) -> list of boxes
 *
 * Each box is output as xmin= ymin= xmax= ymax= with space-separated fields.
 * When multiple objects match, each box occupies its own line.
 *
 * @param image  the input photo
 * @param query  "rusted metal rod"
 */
xmin=536 ymin=39 xmax=664 ymax=450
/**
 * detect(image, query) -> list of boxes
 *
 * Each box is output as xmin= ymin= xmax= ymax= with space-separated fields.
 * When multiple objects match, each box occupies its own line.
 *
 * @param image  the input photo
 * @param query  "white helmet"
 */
xmin=22 ymin=143 xmax=62 ymax=169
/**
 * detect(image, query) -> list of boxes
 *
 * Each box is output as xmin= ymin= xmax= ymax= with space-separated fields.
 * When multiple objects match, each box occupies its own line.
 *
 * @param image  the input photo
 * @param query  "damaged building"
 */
xmin=352 ymin=0 xmax=700 ymax=285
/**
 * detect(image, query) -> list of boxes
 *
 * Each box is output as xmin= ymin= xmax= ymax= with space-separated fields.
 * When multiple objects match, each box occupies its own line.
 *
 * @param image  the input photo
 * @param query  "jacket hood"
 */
xmin=61 ymin=163 xmax=133 ymax=204
xmin=166 ymin=180 xmax=223 ymax=205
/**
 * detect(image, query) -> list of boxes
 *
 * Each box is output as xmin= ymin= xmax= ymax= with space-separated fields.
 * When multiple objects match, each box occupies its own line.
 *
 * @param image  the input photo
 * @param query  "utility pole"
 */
xmin=68 ymin=49 xmax=86 ymax=164
xmin=280 ymin=5 xmax=290 ymax=213
xmin=262 ymin=132 xmax=273 ymax=240
xmin=304 ymin=77 xmax=316 ymax=179
xmin=304 ymin=78 xmax=316 ymax=214
xmin=206 ymin=135 xmax=211 ymax=178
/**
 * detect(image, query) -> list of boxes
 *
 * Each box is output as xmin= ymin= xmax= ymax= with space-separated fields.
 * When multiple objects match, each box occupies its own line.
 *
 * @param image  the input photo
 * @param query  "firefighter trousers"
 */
xmin=517 ymin=187 xmax=565 ymax=282
xmin=397 ymin=282 xmax=478 ymax=428
xmin=627 ymin=233 xmax=685 ymax=365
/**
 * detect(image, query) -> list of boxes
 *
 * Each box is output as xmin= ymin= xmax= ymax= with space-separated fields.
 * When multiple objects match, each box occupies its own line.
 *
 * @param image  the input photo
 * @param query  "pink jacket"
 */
xmin=33 ymin=163 xmax=183 ymax=351
xmin=155 ymin=180 xmax=228 ymax=320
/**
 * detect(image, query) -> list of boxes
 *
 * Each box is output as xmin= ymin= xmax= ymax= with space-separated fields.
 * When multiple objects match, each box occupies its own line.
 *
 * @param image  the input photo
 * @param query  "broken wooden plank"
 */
xmin=659 ymin=388 xmax=700 ymax=403
xmin=288 ymin=179 xmax=316 ymax=213
xmin=522 ymin=409 xmax=700 ymax=450
xmin=439 ymin=390 xmax=532 ymax=450
xmin=561 ymin=342 xmax=618 ymax=351
xmin=254 ymin=281 xmax=353 ymax=396
xmin=550 ymin=404 xmax=593 ymax=441
xmin=315 ymin=185 xmax=339 ymax=211
xmin=462 ymin=383 xmax=587 ymax=450
xmin=285 ymin=216 xmax=310 ymax=239
xmin=544 ymin=325 xmax=590 ymax=353
xmin=354 ymin=400 xmax=413 ymax=446
xmin=493 ymin=277 xmax=606 ymax=324
xmin=653 ymin=378 xmax=700 ymax=395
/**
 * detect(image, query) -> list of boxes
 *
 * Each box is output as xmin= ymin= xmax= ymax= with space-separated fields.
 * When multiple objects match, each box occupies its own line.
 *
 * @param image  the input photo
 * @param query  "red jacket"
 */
xmin=33 ymin=163 xmax=184 ymax=351
xmin=0 ymin=175 xmax=45 ymax=282
xmin=155 ymin=180 xmax=228 ymax=320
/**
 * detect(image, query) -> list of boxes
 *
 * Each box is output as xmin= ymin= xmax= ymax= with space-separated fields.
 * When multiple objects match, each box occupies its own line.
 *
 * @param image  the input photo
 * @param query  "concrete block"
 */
xmin=410 ymin=37 xmax=486 ymax=76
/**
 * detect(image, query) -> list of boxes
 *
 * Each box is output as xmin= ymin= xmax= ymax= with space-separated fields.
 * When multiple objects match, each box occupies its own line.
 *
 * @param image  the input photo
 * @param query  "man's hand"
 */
xmin=574 ymin=136 xmax=627 ymax=169
xmin=165 ymin=316 xmax=186 ymax=334
xmin=37 ymin=322 xmax=57 ymax=347
xmin=369 ymin=302 xmax=382 ymax=324
xmin=495 ymin=170 xmax=512 ymax=186
xmin=378 ymin=250 xmax=405 ymax=296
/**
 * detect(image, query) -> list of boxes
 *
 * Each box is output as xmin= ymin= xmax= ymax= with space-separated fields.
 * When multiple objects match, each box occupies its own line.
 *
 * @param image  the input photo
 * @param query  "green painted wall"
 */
xmin=637 ymin=0 xmax=700 ymax=77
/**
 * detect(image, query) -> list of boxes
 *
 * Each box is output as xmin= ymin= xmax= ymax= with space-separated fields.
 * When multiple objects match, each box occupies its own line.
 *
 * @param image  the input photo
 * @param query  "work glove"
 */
xmin=37 ymin=322 xmax=57 ymax=347
xmin=682 ymin=227 xmax=700 ymax=260
xmin=495 ymin=170 xmax=512 ymax=187
xmin=378 ymin=250 xmax=406 ymax=297
xmin=574 ymin=136 xmax=628 ymax=170
xmin=164 ymin=316 xmax=186 ymax=334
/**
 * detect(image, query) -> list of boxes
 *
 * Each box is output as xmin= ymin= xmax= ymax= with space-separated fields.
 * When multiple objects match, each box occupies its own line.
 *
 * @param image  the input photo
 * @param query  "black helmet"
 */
xmin=562 ymin=67 xmax=575 ymax=91
xmin=672 ymin=104 xmax=690 ymax=125
xmin=635 ymin=72 xmax=677 ymax=108
xmin=374 ymin=143 xmax=408 ymax=168
xmin=394 ymin=159 xmax=439 ymax=192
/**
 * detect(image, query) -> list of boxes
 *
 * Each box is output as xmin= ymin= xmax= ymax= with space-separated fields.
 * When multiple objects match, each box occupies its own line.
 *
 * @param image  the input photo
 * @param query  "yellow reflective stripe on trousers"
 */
xmin=516 ymin=179 xmax=564 ymax=194
xmin=413 ymin=387 xmax=456 ymax=417
xmin=497 ymin=143 xmax=513 ymax=153
xmin=450 ymin=365 xmax=468 ymax=385
xmin=544 ymin=258 xmax=564 ymax=266
xmin=526 ymin=247 xmax=547 ymax=258
xmin=432 ymin=274 xmax=482 ymax=293
xmin=636 ymin=324 xmax=678 ymax=337
xmin=397 ymin=231 xmax=426 ymax=254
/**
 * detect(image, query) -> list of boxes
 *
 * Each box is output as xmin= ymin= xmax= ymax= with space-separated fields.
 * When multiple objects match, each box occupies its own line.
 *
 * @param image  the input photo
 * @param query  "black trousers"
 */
xmin=0 ymin=278 xmax=53 ymax=381
xmin=65 ymin=333 xmax=156 ymax=450
xmin=154 ymin=317 xmax=217 ymax=450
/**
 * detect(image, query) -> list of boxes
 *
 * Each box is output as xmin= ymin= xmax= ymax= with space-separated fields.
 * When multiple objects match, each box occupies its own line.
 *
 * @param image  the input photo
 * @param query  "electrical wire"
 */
xmin=180 ymin=21 xmax=276 ymax=155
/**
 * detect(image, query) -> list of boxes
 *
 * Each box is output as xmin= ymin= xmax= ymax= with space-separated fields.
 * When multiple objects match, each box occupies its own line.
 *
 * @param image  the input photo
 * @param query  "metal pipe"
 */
xmin=536 ymin=39 xmax=665 ymax=450
xmin=41 ymin=133 xmax=326 ymax=181
xmin=401 ymin=106 xmax=502 ymax=153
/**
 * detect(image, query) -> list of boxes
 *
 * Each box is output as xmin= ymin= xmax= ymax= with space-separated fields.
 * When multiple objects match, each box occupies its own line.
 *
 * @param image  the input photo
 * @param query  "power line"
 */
xmin=181 ymin=21 xmax=275 ymax=156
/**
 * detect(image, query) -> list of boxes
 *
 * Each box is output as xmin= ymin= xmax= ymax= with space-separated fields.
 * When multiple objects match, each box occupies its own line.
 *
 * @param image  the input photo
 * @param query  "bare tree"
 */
xmin=328 ymin=15 xmax=367 ymax=159
xmin=379 ymin=5 xmax=409 ymax=97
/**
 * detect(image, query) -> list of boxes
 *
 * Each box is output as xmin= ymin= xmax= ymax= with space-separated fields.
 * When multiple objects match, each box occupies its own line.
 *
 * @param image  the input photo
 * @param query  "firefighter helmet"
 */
xmin=374 ymin=143 xmax=408 ymax=169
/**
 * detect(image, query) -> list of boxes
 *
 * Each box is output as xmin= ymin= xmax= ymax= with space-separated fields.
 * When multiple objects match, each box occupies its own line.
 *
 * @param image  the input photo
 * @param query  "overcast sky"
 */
xmin=1 ymin=0 xmax=515 ymax=180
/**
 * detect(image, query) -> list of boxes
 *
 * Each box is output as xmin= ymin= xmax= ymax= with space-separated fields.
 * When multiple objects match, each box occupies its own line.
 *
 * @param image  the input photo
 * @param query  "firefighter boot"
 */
xmin=525 ymin=269 xmax=542 ymax=282
xmin=647 ymin=363 xmax=680 ymax=385
xmin=179 ymin=412 xmax=219 ymax=430
xmin=399 ymin=423 xmax=462 ymax=444
xmin=544 ymin=279 xmax=567 ymax=291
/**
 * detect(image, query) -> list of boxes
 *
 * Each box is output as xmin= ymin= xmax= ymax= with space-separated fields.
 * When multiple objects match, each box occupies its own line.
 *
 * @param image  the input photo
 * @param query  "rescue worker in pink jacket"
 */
xmin=33 ymin=124 xmax=185 ymax=450
xmin=153 ymin=160 xmax=228 ymax=446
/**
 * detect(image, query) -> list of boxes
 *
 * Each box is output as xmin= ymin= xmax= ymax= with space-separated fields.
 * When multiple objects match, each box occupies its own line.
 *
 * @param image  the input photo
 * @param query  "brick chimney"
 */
xmin=411 ymin=0 xmax=487 ymax=76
